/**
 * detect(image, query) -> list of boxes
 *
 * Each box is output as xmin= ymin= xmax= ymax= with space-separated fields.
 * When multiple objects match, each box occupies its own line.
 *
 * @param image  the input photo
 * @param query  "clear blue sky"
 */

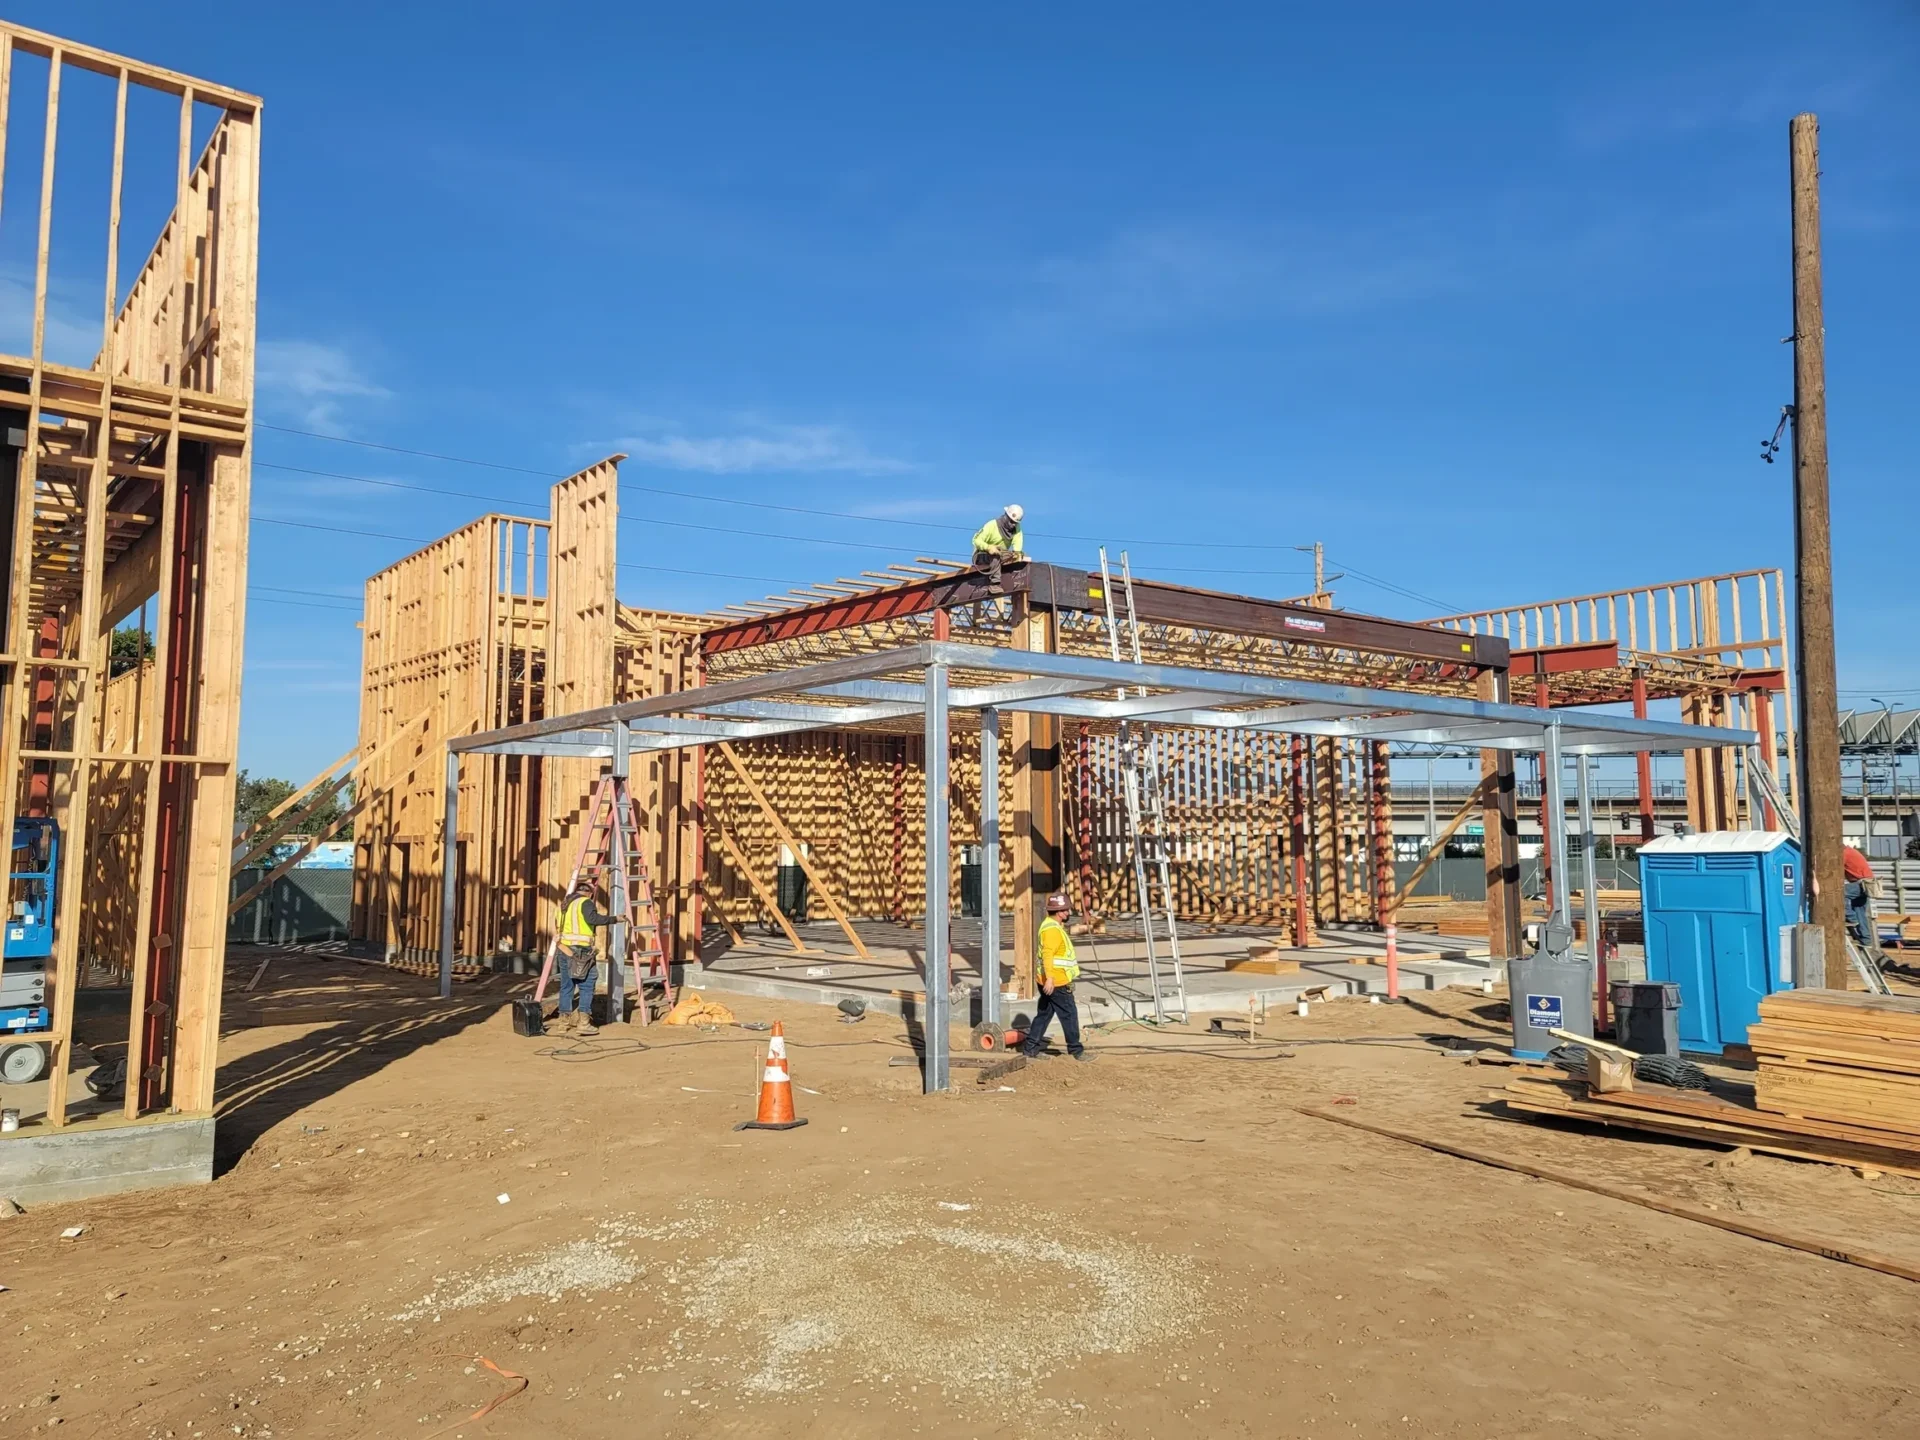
xmin=15 ymin=2 xmax=1920 ymax=781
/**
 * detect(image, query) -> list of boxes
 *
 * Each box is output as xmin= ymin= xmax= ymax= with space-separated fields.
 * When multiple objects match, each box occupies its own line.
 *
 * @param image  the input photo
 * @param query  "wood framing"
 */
xmin=0 ymin=22 xmax=260 ymax=1131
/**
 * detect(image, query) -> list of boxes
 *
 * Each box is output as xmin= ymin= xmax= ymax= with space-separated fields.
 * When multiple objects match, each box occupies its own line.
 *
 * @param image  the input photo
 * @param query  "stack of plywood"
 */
xmin=1748 ymin=990 xmax=1920 ymax=1139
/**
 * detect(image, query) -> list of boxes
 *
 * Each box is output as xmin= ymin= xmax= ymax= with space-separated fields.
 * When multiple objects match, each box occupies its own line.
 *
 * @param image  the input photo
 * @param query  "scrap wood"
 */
xmin=1298 ymin=1106 xmax=1920 ymax=1286
xmin=1500 ymin=1074 xmax=1920 ymax=1180
xmin=424 ymin=1356 xmax=529 ymax=1439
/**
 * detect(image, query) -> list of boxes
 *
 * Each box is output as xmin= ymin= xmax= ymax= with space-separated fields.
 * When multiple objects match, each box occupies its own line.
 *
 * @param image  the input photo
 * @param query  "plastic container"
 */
xmin=1609 ymin=980 xmax=1682 ymax=1058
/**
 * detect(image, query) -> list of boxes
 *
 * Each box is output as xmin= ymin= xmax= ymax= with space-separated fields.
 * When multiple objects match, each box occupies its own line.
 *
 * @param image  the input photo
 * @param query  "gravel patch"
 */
xmin=673 ymin=1195 xmax=1204 ymax=1397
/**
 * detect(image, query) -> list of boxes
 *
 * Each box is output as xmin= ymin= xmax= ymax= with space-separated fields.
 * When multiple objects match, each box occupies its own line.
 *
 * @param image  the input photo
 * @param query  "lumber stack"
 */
xmin=1748 ymin=990 xmax=1920 ymax=1139
xmin=1501 ymin=1072 xmax=1920 ymax=1179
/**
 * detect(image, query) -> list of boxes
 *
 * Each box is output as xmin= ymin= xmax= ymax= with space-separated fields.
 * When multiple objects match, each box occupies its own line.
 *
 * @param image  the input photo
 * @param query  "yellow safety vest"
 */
xmin=1038 ymin=916 xmax=1079 ymax=987
xmin=559 ymin=896 xmax=595 ymax=947
xmin=971 ymin=517 xmax=1024 ymax=554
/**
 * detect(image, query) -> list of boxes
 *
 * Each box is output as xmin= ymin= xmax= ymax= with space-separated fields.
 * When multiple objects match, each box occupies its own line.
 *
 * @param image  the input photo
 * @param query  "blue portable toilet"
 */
xmin=1638 ymin=831 xmax=1803 ymax=1054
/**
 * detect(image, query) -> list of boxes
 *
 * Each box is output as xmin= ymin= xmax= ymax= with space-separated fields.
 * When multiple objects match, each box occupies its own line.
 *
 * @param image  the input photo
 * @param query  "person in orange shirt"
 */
xmin=1842 ymin=845 xmax=1876 ymax=946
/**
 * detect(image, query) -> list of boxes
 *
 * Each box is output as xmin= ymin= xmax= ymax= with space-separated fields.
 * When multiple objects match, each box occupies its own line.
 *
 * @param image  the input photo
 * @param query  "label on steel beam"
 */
xmin=1283 ymin=616 xmax=1328 ymax=633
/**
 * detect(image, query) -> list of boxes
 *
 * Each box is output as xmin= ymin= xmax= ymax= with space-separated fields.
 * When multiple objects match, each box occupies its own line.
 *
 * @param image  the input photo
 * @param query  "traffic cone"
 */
xmin=737 ymin=1021 xmax=808 ymax=1131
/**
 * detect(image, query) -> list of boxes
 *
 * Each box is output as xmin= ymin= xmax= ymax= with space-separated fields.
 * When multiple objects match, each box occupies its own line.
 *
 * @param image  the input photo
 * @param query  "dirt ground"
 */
xmin=3 ymin=951 xmax=1918 ymax=1439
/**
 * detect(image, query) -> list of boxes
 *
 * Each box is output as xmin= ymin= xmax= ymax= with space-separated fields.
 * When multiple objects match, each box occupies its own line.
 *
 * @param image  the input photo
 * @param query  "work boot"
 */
xmin=578 ymin=1014 xmax=600 ymax=1037
xmin=1070 ymin=1051 xmax=1094 ymax=1063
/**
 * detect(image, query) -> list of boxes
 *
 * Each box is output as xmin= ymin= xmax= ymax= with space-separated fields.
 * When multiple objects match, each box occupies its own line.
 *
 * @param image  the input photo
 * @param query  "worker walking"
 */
xmin=556 ymin=879 xmax=615 ymax=1035
xmin=1022 ymin=893 xmax=1091 ymax=1061
xmin=970 ymin=504 xmax=1025 ymax=591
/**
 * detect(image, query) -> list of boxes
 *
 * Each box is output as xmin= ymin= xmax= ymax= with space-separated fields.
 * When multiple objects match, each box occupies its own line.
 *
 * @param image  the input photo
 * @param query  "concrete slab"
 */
xmin=0 ymin=1114 xmax=214 ymax=1208
xmin=682 ymin=916 xmax=1499 ymax=1024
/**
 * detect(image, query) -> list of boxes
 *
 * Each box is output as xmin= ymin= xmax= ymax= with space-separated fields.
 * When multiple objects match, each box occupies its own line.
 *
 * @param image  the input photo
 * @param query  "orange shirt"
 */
xmin=1842 ymin=847 xmax=1875 ymax=882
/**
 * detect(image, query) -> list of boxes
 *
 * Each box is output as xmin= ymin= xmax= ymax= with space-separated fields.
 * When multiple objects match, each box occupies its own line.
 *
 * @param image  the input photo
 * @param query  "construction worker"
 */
xmin=970 ymin=504 xmax=1025 ymax=591
xmin=1843 ymin=843 xmax=1878 ymax=949
xmin=1021 ymin=893 xmax=1090 ymax=1062
xmin=556 ymin=879 xmax=614 ymax=1035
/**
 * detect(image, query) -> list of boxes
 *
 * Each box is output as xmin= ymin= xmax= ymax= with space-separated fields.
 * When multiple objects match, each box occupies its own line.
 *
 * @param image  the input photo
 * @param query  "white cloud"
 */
xmin=256 ymin=339 xmax=389 ymax=429
xmin=615 ymin=423 xmax=911 ymax=475
xmin=1013 ymin=220 xmax=1459 ymax=339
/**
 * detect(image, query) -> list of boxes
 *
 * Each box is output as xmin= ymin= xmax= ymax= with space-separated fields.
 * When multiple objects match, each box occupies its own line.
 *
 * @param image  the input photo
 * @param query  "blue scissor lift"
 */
xmin=2 ymin=818 xmax=59 ymax=1085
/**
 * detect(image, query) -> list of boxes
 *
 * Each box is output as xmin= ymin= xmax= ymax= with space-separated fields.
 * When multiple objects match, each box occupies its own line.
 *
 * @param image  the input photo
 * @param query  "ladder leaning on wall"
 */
xmin=1096 ymin=548 xmax=1189 ymax=1023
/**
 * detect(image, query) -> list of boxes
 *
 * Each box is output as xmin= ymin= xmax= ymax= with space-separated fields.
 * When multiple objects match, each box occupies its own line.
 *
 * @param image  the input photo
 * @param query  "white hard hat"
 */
xmin=1004 ymin=504 xmax=1024 ymax=523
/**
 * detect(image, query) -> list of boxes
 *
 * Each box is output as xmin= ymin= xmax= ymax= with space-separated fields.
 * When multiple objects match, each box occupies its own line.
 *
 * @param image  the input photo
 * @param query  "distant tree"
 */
xmin=234 ymin=770 xmax=352 ymax=842
xmin=109 ymin=625 xmax=155 ymax=677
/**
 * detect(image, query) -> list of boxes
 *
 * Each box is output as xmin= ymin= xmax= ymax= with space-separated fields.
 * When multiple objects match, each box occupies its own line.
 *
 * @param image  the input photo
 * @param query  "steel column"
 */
xmin=1577 ymin=753 xmax=1605 ymax=1030
xmin=980 ymin=704 xmax=1002 ymax=1032
xmin=438 ymin=746 xmax=459 ymax=1000
xmin=607 ymin=720 xmax=631 ymax=1025
xmin=923 ymin=662 xmax=951 ymax=1093
xmin=1543 ymin=723 xmax=1572 ymax=931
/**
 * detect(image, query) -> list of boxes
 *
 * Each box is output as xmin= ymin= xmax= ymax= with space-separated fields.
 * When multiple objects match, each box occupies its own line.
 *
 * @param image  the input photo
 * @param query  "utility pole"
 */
xmin=1790 ymin=112 xmax=1848 ymax=977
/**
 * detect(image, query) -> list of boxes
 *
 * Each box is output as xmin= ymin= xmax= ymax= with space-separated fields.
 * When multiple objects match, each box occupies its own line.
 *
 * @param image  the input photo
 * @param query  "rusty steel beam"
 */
xmin=703 ymin=559 xmax=1513 ymax=670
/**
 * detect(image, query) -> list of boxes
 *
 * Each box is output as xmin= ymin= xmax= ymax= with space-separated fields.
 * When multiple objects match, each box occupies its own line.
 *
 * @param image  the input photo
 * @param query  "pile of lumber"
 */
xmin=1748 ymin=989 xmax=1920 ymax=1138
xmin=1501 ymin=1071 xmax=1920 ymax=1178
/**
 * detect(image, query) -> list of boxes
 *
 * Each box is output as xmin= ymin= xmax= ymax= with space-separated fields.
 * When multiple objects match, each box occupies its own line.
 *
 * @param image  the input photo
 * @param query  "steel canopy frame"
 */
xmin=441 ymin=642 xmax=1755 ymax=1091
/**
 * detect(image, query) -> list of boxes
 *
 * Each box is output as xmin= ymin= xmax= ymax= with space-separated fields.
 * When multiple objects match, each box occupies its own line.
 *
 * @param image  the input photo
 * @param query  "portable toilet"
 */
xmin=1638 ymin=831 xmax=1802 ymax=1054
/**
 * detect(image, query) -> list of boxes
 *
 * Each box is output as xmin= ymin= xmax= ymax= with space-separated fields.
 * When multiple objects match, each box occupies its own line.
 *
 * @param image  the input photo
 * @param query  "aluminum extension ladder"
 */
xmin=1097 ymin=548 xmax=1189 ymax=1023
xmin=1746 ymin=748 xmax=1892 ymax=996
xmin=533 ymin=773 xmax=673 ymax=1019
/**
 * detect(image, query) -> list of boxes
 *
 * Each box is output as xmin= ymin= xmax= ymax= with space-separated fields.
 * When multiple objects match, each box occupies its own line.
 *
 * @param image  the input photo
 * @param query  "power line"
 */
xmin=252 ymin=468 xmax=1312 ymax=581
xmin=254 ymin=584 xmax=364 ymax=602
xmin=250 ymin=515 xmax=811 ymax=588
xmin=1328 ymin=557 xmax=1461 ymax=614
xmin=258 ymin=424 xmax=1320 ymax=552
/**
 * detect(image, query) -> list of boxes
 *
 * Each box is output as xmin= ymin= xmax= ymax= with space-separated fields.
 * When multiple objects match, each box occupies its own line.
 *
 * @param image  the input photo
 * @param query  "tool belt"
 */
xmin=561 ymin=944 xmax=596 ymax=980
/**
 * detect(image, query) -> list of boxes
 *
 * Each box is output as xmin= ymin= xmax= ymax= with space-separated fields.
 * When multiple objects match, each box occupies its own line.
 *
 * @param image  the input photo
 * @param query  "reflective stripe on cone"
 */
xmin=737 ymin=1020 xmax=808 ymax=1132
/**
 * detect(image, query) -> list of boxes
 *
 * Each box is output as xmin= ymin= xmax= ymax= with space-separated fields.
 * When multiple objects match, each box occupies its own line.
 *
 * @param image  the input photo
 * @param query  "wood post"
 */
xmin=1790 ymin=110 xmax=1847 ymax=968
xmin=1479 ymin=668 xmax=1521 ymax=959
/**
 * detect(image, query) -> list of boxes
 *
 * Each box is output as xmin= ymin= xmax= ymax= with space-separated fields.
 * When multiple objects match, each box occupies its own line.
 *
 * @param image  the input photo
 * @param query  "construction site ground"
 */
xmin=2 ymin=949 xmax=1918 ymax=1439
xmin=692 ymin=917 xmax=1497 ymax=1024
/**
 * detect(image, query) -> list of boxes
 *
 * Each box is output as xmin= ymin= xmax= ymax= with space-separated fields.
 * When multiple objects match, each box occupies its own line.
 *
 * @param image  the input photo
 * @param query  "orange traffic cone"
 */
xmin=737 ymin=1021 xmax=808 ymax=1131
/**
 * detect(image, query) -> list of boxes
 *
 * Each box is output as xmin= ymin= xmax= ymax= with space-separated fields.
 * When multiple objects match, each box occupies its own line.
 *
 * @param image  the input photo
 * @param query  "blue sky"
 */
xmin=15 ymin=2 xmax=1920 ymax=781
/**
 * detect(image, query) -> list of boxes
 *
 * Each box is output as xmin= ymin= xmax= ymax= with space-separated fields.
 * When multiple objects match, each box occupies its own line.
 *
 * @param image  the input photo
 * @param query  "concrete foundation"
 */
xmin=680 ymin=917 xmax=1499 ymax=1025
xmin=0 ymin=1115 xmax=215 ymax=1208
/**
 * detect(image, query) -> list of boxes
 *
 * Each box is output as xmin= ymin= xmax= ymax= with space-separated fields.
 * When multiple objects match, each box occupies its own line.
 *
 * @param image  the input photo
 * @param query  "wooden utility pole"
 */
xmin=1789 ymin=112 xmax=1848 ymax=978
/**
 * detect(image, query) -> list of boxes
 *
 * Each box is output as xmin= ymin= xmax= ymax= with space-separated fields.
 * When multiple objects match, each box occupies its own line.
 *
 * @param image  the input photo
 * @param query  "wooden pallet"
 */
xmin=1501 ymin=1073 xmax=1920 ymax=1179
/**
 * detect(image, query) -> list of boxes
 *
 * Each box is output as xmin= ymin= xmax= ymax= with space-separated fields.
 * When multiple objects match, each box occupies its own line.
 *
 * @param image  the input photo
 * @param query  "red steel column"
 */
xmin=1289 ymin=736 xmax=1311 ymax=947
xmin=1632 ymin=670 xmax=1656 ymax=843
xmin=1752 ymin=688 xmax=1779 ymax=831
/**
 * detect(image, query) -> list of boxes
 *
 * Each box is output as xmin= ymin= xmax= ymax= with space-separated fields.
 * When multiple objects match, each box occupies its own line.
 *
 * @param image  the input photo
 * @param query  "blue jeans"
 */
xmin=558 ymin=955 xmax=598 ymax=1018
xmin=1846 ymin=880 xmax=1874 ymax=945
xmin=1023 ymin=983 xmax=1082 ymax=1057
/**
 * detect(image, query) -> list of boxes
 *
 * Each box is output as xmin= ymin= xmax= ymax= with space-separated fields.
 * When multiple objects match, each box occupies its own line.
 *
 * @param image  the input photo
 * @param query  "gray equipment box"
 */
xmin=1508 ymin=951 xmax=1593 ymax=1059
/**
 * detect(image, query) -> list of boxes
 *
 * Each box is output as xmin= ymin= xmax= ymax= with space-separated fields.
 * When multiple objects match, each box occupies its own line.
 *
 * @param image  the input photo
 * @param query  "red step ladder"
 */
xmin=533 ymin=773 xmax=671 ymax=1023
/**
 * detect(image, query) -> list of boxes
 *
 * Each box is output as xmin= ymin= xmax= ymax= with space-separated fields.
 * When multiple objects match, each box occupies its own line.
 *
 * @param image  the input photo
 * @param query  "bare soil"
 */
xmin=2 ymin=951 xmax=1917 ymax=1438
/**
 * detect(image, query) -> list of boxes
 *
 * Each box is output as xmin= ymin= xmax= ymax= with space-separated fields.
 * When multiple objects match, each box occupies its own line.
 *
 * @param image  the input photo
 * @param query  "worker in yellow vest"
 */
xmin=970 ymin=504 xmax=1025 ymax=592
xmin=556 ymin=880 xmax=614 ymax=1035
xmin=1021 ymin=893 xmax=1091 ymax=1061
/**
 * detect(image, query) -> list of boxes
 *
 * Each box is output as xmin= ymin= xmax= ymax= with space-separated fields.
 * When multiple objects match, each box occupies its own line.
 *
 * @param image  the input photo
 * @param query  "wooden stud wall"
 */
xmin=0 ymin=21 xmax=259 ymax=1130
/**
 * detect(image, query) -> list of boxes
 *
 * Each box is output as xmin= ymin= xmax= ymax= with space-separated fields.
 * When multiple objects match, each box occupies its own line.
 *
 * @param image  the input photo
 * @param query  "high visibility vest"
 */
xmin=971 ymin=517 xmax=1023 ymax=554
xmin=559 ymin=896 xmax=595 ymax=947
xmin=1038 ymin=916 xmax=1079 ymax=987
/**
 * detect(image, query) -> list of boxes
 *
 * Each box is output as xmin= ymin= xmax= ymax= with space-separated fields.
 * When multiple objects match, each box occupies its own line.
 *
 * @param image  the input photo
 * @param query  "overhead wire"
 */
xmin=258 ymin=422 xmax=1330 ymax=553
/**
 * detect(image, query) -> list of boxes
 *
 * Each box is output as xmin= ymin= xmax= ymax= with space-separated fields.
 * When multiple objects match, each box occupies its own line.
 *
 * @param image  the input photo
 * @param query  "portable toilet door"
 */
xmin=1638 ymin=831 xmax=1800 ymax=1055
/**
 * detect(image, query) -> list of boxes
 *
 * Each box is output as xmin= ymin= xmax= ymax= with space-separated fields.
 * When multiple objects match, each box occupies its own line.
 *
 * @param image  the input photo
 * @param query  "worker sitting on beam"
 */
xmin=970 ymin=504 xmax=1025 ymax=592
